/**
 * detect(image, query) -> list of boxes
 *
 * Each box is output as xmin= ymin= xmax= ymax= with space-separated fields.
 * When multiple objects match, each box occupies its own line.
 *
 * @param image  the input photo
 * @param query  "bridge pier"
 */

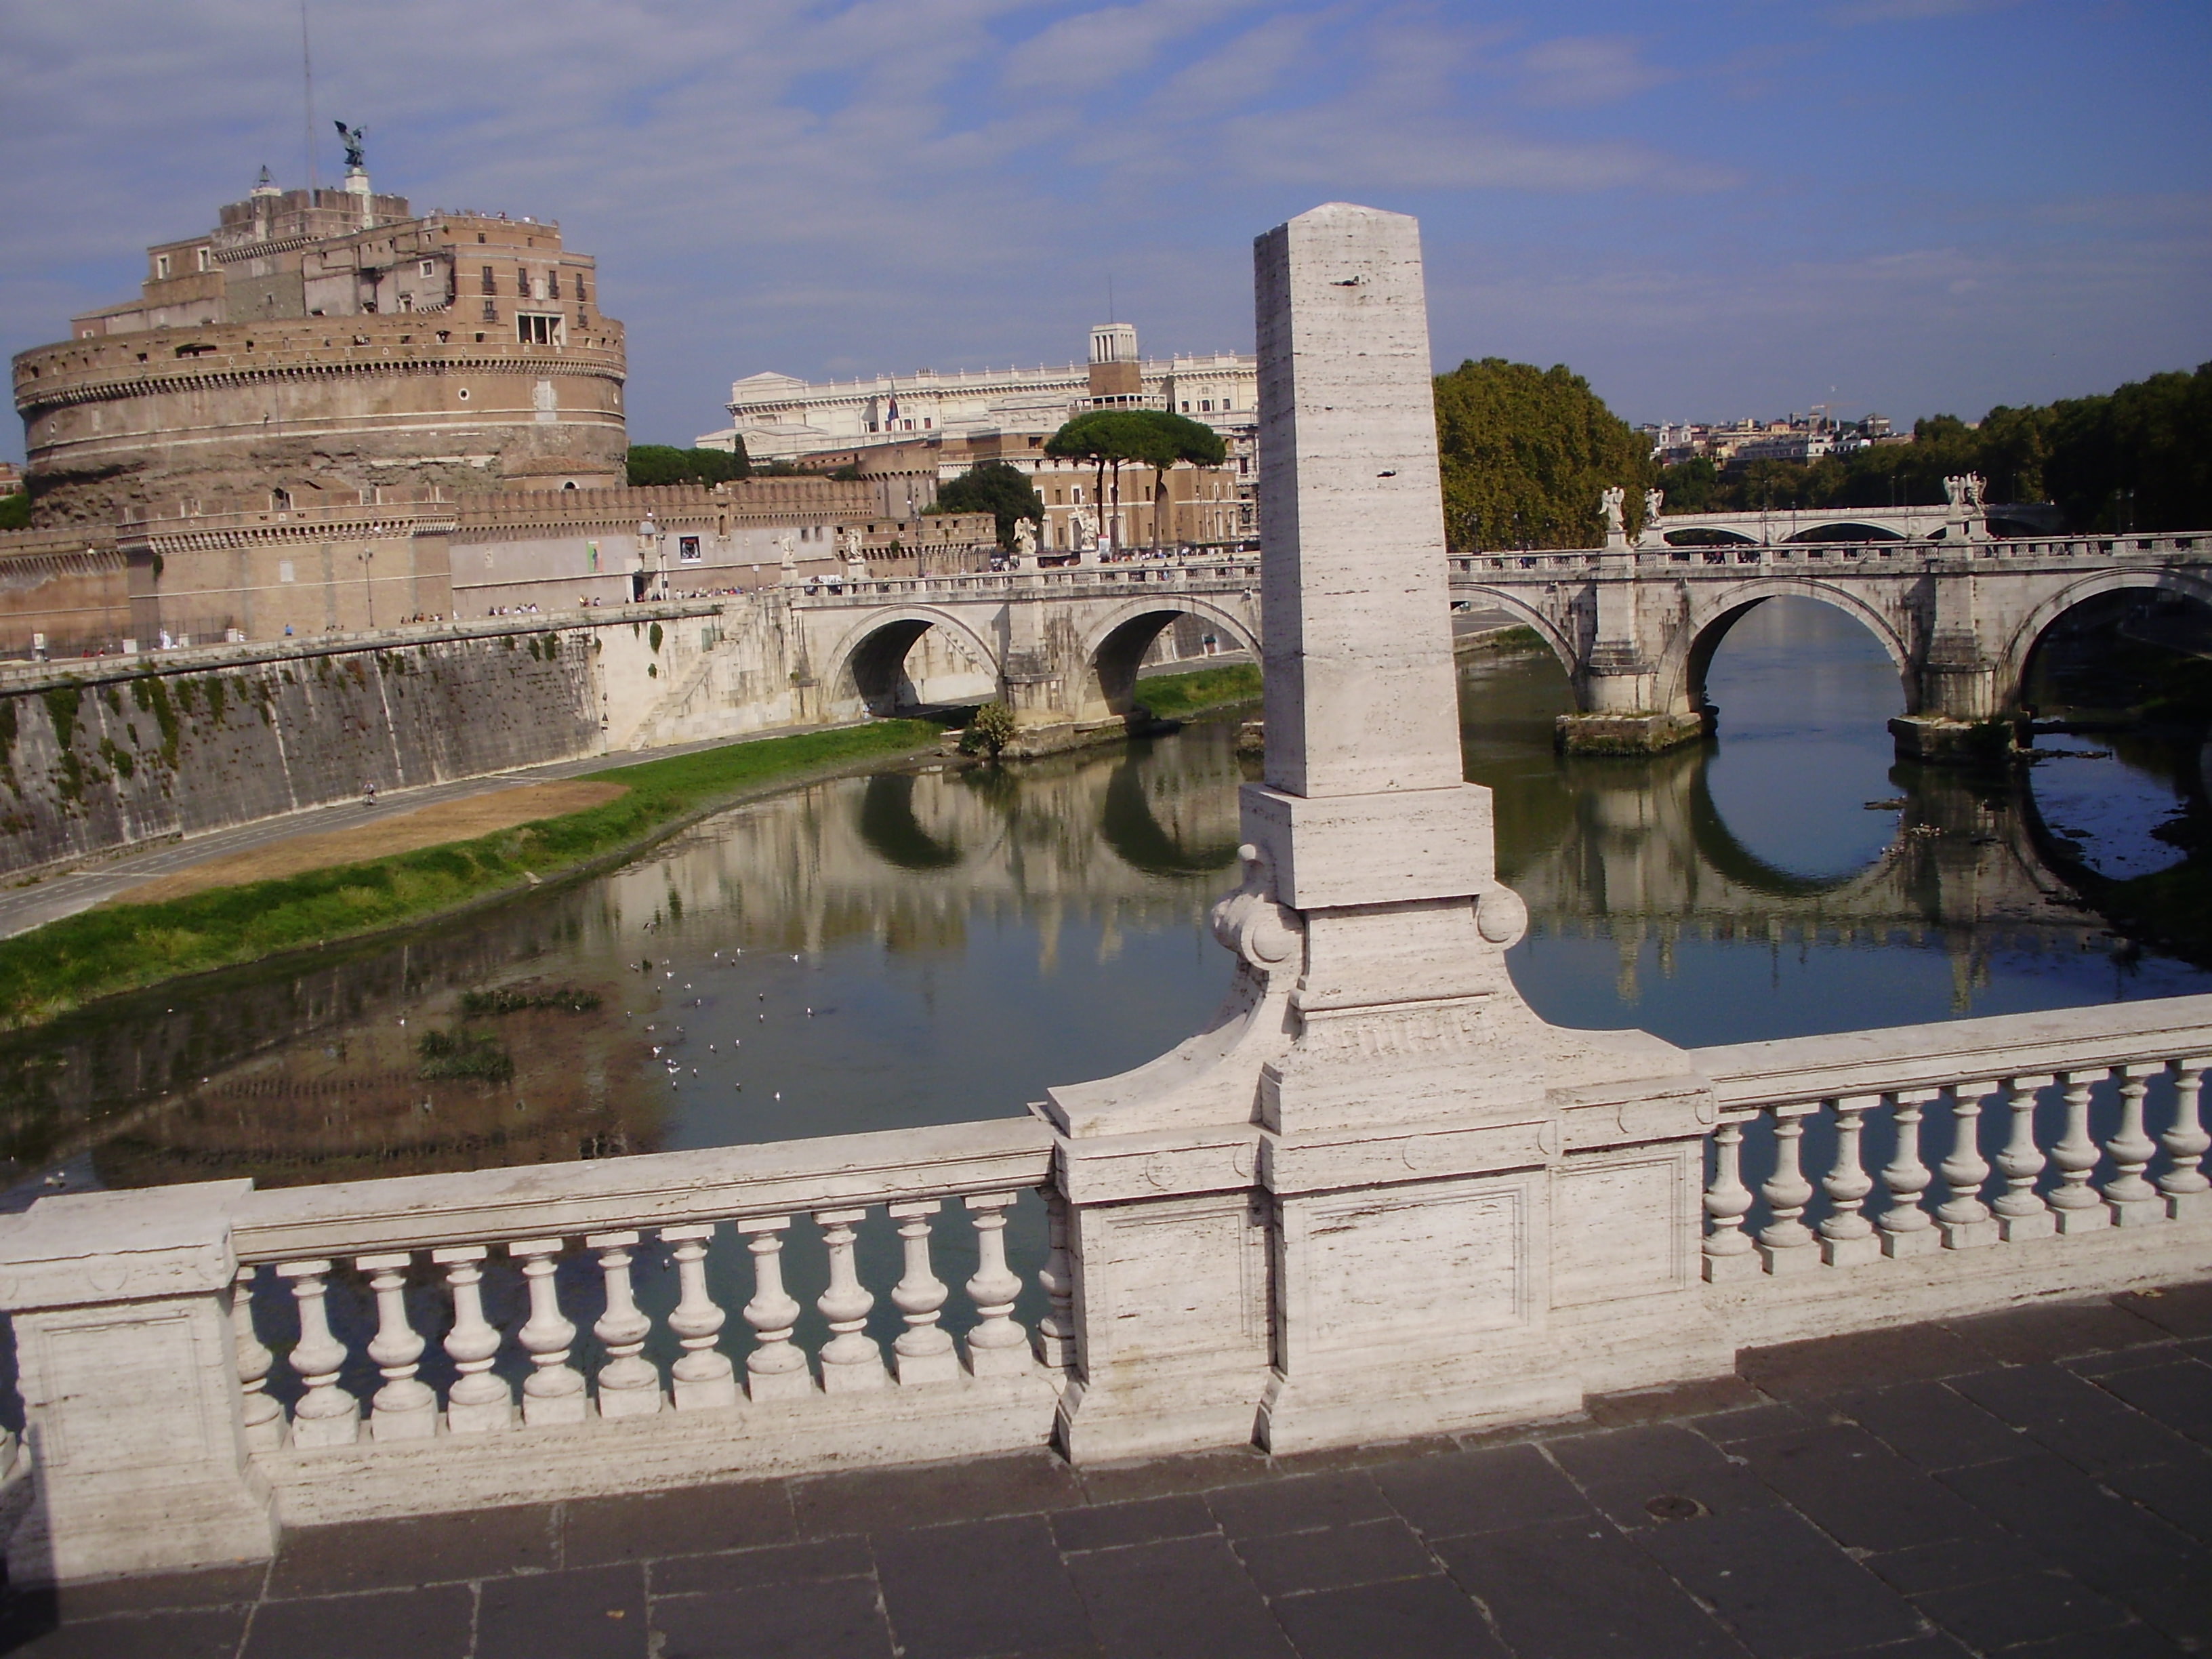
xmin=1556 ymin=572 xmax=1710 ymax=755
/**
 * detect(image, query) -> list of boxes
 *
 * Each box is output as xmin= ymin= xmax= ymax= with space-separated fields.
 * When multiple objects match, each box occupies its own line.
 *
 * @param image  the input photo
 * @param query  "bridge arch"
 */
xmin=1662 ymin=579 xmax=1914 ymax=720
xmin=1778 ymin=522 xmax=1907 ymax=544
xmin=1998 ymin=566 xmax=2212 ymax=712
xmin=1445 ymin=586 xmax=1580 ymax=690
xmin=819 ymin=606 xmax=1002 ymax=719
xmin=1077 ymin=594 xmax=1261 ymax=722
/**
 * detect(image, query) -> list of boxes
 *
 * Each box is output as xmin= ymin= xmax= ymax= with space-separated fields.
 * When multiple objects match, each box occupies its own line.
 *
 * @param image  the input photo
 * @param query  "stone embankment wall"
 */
xmin=0 ymin=623 xmax=606 ymax=876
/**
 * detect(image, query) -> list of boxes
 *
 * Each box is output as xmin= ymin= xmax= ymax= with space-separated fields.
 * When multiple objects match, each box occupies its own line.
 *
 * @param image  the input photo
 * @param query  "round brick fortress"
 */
xmin=14 ymin=314 xmax=627 ymax=524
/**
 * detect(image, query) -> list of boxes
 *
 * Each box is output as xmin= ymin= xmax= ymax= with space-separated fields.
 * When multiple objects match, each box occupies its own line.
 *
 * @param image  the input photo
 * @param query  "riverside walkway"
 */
xmin=5 ymin=1284 xmax=2207 ymax=1658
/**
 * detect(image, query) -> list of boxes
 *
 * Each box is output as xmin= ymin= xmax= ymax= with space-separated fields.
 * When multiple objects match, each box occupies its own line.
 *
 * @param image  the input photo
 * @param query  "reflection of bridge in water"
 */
xmin=1504 ymin=738 xmax=2105 ymax=978
xmin=632 ymin=731 xmax=1249 ymax=975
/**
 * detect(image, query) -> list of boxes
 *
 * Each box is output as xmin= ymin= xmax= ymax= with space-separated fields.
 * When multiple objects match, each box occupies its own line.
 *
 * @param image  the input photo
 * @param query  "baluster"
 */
xmin=2102 ymin=1063 xmax=2163 ymax=1227
xmin=435 ymin=1244 xmax=514 ymax=1432
xmin=232 ymin=1263 xmax=287 ymax=1451
xmin=887 ymin=1200 xmax=959 ymax=1385
xmin=507 ymin=1239 xmax=586 ymax=1425
xmin=814 ymin=1208 xmax=888 ymax=1393
xmin=1936 ymin=1082 xmax=2000 ymax=1249
xmin=276 ymin=1258 xmax=360 ymax=1446
xmin=736 ymin=1216 xmax=811 ymax=1401
xmin=963 ymin=1192 xmax=1032 ymax=1375
xmin=354 ymin=1251 xmax=436 ymax=1440
xmin=1819 ymin=1096 xmax=1881 ymax=1267
xmin=1878 ymin=1088 xmax=1941 ymax=1257
xmin=588 ymin=1230 xmax=663 ymax=1418
xmin=2160 ymin=1057 xmax=2211 ymax=1219
xmin=1756 ymin=1103 xmax=1819 ymax=1274
xmin=2047 ymin=1071 xmax=2111 ymax=1233
xmin=662 ymin=1224 xmax=740 ymax=1410
xmin=1992 ymin=1073 xmax=2056 ymax=1240
xmin=1034 ymin=1188 xmax=1080 ymax=1365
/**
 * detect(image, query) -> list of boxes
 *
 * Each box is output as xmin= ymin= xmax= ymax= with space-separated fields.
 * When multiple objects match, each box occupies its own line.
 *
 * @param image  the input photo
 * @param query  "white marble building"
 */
xmin=695 ymin=325 xmax=1256 ymax=464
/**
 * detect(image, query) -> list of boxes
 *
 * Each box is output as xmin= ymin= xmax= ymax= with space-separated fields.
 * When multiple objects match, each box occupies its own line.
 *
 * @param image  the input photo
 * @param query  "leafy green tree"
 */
xmin=1121 ymin=411 xmax=1227 ymax=550
xmin=1649 ymin=363 xmax=2211 ymax=532
xmin=928 ymin=461 xmax=1044 ymax=549
xmin=1433 ymin=359 xmax=1654 ymax=550
xmin=1044 ymin=411 xmax=1158 ymax=549
xmin=626 ymin=443 xmax=750 ymax=488
xmin=0 ymin=490 xmax=28 ymax=532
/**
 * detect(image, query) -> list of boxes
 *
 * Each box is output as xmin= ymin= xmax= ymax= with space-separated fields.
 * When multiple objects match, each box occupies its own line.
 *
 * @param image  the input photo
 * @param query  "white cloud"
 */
xmin=1000 ymin=0 xmax=1252 ymax=93
xmin=1826 ymin=0 xmax=2024 ymax=23
xmin=1515 ymin=36 xmax=1675 ymax=107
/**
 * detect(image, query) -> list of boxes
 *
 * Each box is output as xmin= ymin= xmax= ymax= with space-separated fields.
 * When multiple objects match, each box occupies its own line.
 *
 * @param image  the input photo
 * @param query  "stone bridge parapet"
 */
xmin=1446 ymin=531 xmax=2212 ymax=758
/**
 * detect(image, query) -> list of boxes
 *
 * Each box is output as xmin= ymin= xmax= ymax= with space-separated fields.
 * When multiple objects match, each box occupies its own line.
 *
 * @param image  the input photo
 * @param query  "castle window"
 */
xmin=548 ymin=271 xmax=560 ymax=300
xmin=271 ymin=489 xmax=291 ymax=511
xmin=678 ymin=536 xmax=701 ymax=563
xmin=482 ymin=300 xmax=497 ymax=323
xmin=197 ymin=247 xmax=213 ymax=272
xmin=576 ymin=275 xmax=588 ymax=303
xmin=477 ymin=232 xmax=487 ymax=243
xmin=155 ymin=254 xmax=171 ymax=279
xmin=516 ymin=313 xmax=563 ymax=346
xmin=481 ymin=266 xmax=495 ymax=294
xmin=420 ymin=261 xmax=436 ymax=278
xmin=516 ymin=269 xmax=531 ymax=296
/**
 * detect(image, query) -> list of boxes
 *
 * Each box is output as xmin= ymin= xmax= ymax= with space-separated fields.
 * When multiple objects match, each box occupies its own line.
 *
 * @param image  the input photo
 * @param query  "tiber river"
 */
xmin=6 ymin=597 xmax=2211 ymax=1195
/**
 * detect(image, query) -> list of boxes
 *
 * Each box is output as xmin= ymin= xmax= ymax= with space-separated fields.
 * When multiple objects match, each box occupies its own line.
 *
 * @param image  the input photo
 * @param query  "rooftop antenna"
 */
xmin=1107 ymin=272 xmax=1114 ymax=324
xmin=300 ymin=0 xmax=319 ymax=192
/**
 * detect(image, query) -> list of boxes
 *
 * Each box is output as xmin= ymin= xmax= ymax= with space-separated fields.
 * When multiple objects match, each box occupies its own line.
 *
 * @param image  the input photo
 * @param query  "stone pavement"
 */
xmin=4 ymin=1284 xmax=2210 ymax=1657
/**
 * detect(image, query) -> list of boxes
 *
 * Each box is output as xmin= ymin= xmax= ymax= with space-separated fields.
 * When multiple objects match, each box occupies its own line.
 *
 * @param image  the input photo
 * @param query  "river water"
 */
xmin=7 ymin=598 xmax=2209 ymax=1195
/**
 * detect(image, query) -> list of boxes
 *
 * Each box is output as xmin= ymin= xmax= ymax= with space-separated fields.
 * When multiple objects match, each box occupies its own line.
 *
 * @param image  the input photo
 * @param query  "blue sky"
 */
xmin=3 ymin=0 xmax=2207 ymax=455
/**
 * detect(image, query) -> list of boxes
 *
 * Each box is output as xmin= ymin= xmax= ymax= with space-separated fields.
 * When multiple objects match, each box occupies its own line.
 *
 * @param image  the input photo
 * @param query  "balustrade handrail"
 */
xmin=229 ymin=1115 xmax=1054 ymax=1262
xmin=1693 ymin=994 xmax=2212 ymax=1116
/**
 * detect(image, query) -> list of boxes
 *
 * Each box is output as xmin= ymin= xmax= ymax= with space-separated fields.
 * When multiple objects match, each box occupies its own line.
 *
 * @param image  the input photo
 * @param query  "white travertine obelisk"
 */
xmin=1041 ymin=203 xmax=1723 ymax=1461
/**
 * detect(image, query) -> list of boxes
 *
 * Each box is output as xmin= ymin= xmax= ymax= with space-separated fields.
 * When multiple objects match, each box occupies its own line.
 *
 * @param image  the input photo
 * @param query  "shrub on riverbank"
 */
xmin=1134 ymin=663 xmax=1262 ymax=720
xmin=0 ymin=720 xmax=937 ymax=1031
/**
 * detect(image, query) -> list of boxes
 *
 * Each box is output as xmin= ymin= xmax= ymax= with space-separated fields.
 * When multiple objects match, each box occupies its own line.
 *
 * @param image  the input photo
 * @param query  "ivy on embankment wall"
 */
xmin=0 ymin=634 xmax=602 ymax=875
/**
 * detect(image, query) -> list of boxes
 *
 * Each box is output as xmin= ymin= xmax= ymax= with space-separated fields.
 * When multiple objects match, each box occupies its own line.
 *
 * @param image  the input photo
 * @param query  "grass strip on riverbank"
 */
xmin=0 ymin=720 xmax=939 ymax=1031
xmin=1135 ymin=662 xmax=1262 ymax=720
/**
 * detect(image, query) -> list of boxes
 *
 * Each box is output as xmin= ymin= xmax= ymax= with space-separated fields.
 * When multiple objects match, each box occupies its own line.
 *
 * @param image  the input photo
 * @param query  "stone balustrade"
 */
xmin=0 ymin=1120 xmax=1061 ymax=1580
xmin=793 ymin=555 xmax=1261 ymax=608
xmin=1450 ymin=531 xmax=2209 ymax=577
xmin=1692 ymin=996 xmax=2212 ymax=1349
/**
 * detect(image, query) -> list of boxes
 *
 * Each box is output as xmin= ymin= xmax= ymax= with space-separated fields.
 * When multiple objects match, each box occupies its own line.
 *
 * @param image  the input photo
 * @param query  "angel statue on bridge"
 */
xmin=1010 ymin=518 xmax=1038 ymax=567
xmin=1600 ymin=486 xmax=1627 ymax=547
xmin=1944 ymin=473 xmax=1988 ymax=516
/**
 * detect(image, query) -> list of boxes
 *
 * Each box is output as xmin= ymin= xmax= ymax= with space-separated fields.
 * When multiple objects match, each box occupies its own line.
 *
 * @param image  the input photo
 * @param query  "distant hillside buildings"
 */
xmin=1643 ymin=412 xmax=1907 ymax=470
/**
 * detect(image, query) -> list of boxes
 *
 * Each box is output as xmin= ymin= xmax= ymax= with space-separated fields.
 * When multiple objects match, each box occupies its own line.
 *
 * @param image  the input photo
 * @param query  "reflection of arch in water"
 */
xmin=1098 ymin=750 xmax=1242 ymax=877
xmin=1665 ymin=582 xmax=1914 ymax=721
xmin=1683 ymin=749 xmax=1886 ymax=900
xmin=1079 ymin=597 xmax=1259 ymax=721
xmin=822 ymin=608 xmax=1001 ymax=717
xmin=2001 ymin=568 xmax=2212 ymax=712
xmin=855 ymin=772 xmax=962 ymax=870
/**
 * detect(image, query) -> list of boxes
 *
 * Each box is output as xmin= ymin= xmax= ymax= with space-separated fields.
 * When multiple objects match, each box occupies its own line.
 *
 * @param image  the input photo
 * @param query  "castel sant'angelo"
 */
xmin=0 ymin=141 xmax=985 ymax=652
xmin=12 ymin=148 xmax=628 ymax=525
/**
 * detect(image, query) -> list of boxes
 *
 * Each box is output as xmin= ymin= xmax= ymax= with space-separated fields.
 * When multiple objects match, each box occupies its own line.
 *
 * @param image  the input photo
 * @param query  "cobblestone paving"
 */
xmin=5 ymin=1284 xmax=2209 ymax=1657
